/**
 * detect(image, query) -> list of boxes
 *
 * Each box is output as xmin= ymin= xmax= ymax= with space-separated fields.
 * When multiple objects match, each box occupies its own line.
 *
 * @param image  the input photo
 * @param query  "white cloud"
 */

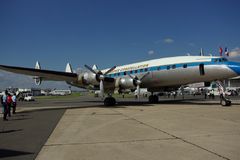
xmin=163 ymin=39 xmax=173 ymax=43
xmin=148 ymin=51 xmax=154 ymax=55
xmin=75 ymin=68 xmax=86 ymax=73
xmin=189 ymin=43 xmax=195 ymax=46
xmin=154 ymin=40 xmax=161 ymax=44
xmin=229 ymin=47 xmax=240 ymax=59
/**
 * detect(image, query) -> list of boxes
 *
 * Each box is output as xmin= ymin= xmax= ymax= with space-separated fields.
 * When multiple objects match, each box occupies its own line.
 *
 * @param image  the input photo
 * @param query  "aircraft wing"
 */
xmin=0 ymin=64 xmax=78 ymax=82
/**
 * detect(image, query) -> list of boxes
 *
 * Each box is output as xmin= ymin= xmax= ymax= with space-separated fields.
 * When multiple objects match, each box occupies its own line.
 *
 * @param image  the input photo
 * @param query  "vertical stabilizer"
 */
xmin=92 ymin=65 xmax=98 ymax=70
xmin=66 ymin=63 xmax=73 ymax=73
xmin=35 ymin=61 xmax=41 ymax=69
xmin=34 ymin=61 xmax=42 ymax=85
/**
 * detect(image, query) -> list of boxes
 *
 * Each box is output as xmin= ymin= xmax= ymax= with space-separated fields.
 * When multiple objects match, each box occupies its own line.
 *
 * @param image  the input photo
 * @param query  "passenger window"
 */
xmin=140 ymin=69 xmax=143 ymax=72
xmin=130 ymin=71 xmax=133 ymax=74
xmin=114 ymin=74 xmax=116 ymax=77
xmin=167 ymin=66 xmax=170 ymax=70
xmin=183 ymin=64 xmax=187 ymax=68
xmin=135 ymin=70 xmax=138 ymax=73
xmin=145 ymin=68 xmax=148 ymax=72
xmin=118 ymin=73 xmax=120 ymax=76
xmin=214 ymin=59 xmax=219 ymax=63
xmin=158 ymin=67 xmax=161 ymax=71
xmin=172 ymin=65 xmax=176 ymax=69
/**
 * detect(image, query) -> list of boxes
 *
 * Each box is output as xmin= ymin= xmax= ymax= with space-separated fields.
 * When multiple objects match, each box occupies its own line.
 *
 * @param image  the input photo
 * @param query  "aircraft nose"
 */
xmin=228 ymin=62 xmax=240 ymax=75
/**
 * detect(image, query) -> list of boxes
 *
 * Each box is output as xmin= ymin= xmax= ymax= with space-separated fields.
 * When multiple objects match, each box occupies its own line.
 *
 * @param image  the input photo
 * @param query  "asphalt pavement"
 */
xmin=0 ymin=94 xmax=240 ymax=160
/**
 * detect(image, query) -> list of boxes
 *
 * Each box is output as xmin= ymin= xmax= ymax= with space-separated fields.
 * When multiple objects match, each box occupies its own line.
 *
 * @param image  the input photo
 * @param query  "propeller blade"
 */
xmin=137 ymin=85 xmax=140 ymax=101
xmin=124 ymin=71 xmax=135 ymax=80
xmin=84 ymin=65 xmax=98 ymax=74
xmin=104 ymin=66 xmax=116 ymax=75
xmin=140 ymin=72 xmax=149 ymax=81
xmin=100 ymin=80 xmax=104 ymax=99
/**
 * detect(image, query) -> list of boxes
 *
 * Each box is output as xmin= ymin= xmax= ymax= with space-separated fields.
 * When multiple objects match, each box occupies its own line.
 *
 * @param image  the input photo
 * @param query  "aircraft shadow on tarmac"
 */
xmin=0 ymin=129 xmax=23 ymax=134
xmin=0 ymin=148 xmax=33 ymax=158
xmin=16 ymin=97 xmax=234 ymax=114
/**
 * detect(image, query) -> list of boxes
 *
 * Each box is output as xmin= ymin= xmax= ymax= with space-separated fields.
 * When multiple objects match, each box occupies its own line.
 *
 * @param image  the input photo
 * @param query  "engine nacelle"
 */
xmin=35 ymin=77 xmax=42 ymax=86
xmin=82 ymin=71 xmax=99 ymax=85
xmin=116 ymin=77 xmax=136 ymax=89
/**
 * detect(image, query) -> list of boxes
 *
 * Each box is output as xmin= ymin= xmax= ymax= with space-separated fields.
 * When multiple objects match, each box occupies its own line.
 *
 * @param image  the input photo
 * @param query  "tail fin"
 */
xmin=35 ymin=61 xmax=41 ymax=69
xmin=66 ymin=63 xmax=73 ymax=73
xmin=35 ymin=61 xmax=42 ymax=85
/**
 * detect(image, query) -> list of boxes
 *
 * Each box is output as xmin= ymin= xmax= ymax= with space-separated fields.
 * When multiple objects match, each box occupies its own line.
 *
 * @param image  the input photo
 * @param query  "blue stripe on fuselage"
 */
xmin=227 ymin=62 xmax=240 ymax=76
xmin=107 ymin=58 xmax=240 ymax=77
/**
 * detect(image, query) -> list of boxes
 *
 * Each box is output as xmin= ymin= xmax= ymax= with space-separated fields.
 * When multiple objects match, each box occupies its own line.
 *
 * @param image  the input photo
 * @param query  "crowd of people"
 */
xmin=1 ymin=90 xmax=17 ymax=121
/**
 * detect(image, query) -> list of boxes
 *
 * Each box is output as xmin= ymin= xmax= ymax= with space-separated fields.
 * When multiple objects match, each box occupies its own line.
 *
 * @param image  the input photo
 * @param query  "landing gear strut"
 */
xmin=214 ymin=80 xmax=232 ymax=106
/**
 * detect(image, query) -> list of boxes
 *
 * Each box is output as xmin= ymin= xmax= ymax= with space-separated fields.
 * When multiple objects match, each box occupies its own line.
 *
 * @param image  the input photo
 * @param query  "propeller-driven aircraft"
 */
xmin=1 ymin=55 xmax=240 ymax=106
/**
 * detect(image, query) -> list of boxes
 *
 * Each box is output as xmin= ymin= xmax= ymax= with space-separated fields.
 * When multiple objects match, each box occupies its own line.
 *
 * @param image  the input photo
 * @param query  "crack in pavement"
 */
xmin=44 ymin=137 xmax=176 ymax=146
xmin=111 ymin=109 xmax=230 ymax=160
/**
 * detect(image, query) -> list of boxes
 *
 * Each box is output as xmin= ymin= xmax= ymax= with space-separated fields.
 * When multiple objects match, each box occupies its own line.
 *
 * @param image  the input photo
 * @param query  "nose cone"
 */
xmin=228 ymin=62 xmax=240 ymax=75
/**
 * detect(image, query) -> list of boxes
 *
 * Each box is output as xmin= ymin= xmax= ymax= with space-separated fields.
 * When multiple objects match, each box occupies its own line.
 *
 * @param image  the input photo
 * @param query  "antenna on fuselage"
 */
xmin=199 ymin=47 xmax=204 ymax=56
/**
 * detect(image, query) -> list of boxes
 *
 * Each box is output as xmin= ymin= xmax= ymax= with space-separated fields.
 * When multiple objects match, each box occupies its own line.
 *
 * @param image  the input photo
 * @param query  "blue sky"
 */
xmin=0 ymin=0 xmax=240 ymax=90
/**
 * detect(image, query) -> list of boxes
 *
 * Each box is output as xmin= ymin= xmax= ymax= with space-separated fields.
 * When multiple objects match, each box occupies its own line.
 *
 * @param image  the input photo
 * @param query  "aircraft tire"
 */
xmin=226 ymin=100 xmax=231 ymax=106
xmin=104 ymin=97 xmax=116 ymax=106
xmin=149 ymin=95 xmax=158 ymax=103
xmin=220 ymin=99 xmax=227 ymax=106
xmin=220 ymin=99 xmax=231 ymax=106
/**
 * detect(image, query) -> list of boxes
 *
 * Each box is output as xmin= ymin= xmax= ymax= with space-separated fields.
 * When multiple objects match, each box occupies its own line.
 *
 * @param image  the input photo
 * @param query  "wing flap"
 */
xmin=0 ymin=64 xmax=78 ymax=82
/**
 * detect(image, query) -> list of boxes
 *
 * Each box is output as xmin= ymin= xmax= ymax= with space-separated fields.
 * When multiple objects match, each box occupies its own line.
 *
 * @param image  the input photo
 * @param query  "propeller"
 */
xmin=125 ymin=71 xmax=149 ymax=101
xmin=85 ymin=65 xmax=116 ymax=99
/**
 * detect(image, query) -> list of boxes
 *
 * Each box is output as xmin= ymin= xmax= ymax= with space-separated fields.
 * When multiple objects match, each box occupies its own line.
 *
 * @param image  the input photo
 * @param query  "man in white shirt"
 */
xmin=12 ymin=93 xmax=17 ymax=114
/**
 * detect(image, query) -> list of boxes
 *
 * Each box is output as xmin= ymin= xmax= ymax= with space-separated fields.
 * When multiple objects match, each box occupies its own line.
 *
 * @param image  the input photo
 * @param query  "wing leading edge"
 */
xmin=0 ymin=64 xmax=78 ymax=82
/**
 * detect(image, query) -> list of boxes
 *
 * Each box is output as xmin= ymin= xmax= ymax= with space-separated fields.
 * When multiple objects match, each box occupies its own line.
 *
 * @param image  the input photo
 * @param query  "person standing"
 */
xmin=12 ymin=93 xmax=17 ymax=114
xmin=7 ymin=93 xmax=12 ymax=117
xmin=173 ymin=91 xmax=176 ymax=99
xmin=2 ymin=90 xmax=8 ymax=121
xmin=211 ymin=90 xmax=215 ymax=99
xmin=1 ymin=95 xmax=4 ymax=114
xmin=134 ymin=91 xmax=138 ymax=99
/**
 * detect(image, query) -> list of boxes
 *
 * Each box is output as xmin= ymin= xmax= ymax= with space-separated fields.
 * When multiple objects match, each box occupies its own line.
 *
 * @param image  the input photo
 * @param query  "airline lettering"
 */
xmin=111 ymin=64 xmax=149 ymax=74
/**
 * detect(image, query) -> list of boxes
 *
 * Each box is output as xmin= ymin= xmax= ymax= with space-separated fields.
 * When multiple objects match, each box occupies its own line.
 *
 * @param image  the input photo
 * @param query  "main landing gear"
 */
xmin=214 ymin=80 xmax=232 ymax=107
xmin=104 ymin=97 xmax=116 ymax=106
xmin=220 ymin=98 xmax=231 ymax=106
xmin=148 ymin=95 xmax=158 ymax=103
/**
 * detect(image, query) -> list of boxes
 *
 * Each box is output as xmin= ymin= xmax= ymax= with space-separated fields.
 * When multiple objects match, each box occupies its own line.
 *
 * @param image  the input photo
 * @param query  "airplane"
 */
xmin=1 ymin=55 xmax=240 ymax=106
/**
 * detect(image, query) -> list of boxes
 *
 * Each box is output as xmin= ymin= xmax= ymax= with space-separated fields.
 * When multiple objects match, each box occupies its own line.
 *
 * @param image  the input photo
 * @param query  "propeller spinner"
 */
xmin=85 ymin=65 xmax=116 ymax=99
xmin=125 ymin=71 xmax=149 ymax=101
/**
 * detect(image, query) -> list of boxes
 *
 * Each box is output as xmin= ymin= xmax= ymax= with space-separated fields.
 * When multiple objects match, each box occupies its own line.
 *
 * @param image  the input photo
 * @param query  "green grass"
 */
xmin=35 ymin=92 xmax=84 ymax=99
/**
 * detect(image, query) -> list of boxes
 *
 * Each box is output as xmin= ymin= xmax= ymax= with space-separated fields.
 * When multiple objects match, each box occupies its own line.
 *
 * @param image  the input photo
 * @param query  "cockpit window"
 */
xmin=222 ymin=58 xmax=228 ymax=61
xmin=214 ymin=58 xmax=228 ymax=63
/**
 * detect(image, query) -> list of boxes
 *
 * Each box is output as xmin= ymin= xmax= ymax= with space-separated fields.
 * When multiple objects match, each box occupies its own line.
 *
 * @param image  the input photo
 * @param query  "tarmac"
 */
xmin=1 ymin=94 xmax=240 ymax=160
